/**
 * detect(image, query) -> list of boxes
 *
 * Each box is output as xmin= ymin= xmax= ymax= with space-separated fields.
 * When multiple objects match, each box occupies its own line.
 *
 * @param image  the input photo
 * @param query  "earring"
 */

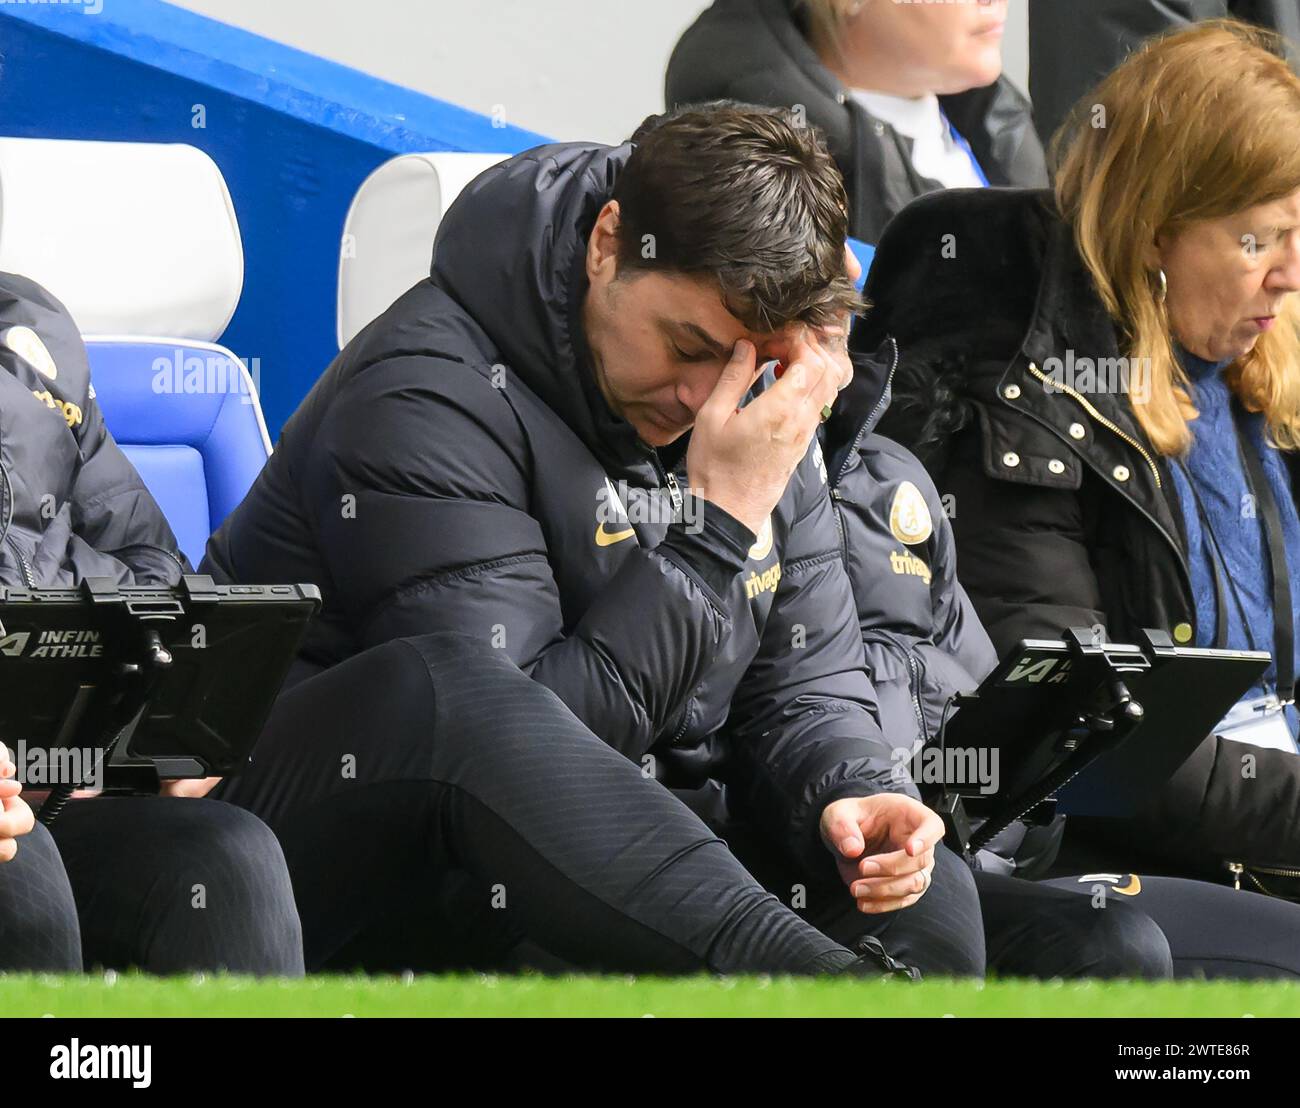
xmin=1156 ymin=268 xmax=1168 ymax=304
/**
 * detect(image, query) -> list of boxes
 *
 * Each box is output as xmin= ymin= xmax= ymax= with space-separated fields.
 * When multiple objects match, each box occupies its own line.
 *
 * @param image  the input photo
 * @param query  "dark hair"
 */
xmin=613 ymin=102 xmax=862 ymax=332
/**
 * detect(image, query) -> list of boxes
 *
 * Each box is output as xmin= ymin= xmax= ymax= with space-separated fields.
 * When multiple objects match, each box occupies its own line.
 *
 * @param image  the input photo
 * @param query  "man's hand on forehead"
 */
xmin=733 ymin=241 xmax=857 ymax=395
xmin=752 ymin=324 xmax=852 ymax=401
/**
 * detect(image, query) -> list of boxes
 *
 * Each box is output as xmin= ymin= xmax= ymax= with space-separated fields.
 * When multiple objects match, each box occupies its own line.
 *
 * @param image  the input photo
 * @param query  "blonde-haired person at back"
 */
xmin=856 ymin=20 xmax=1300 ymax=896
xmin=665 ymin=0 xmax=1047 ymax=243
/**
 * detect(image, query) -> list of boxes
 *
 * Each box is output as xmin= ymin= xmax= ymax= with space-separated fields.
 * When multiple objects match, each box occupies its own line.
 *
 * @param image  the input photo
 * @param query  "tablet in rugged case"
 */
xmin=1057 ymin=643 xmax=1272 ymax=816
xmin=0 ymin=578 xmax=320 ymax=777
xmin=940 ymin=636 xmax=1271 ymax=818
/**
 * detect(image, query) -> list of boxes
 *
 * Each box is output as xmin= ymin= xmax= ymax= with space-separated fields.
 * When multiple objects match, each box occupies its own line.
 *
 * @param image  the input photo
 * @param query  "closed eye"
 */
xmin=671 ymin=344 xmax=712 ymax=363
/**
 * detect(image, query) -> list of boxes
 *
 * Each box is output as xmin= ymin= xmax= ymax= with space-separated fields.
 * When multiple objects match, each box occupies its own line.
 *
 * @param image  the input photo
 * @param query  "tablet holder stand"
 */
xmin=939 ymin=626 xmax=1156 ymax=861
xmin=34 ymin=577 xmax=184 ymax=826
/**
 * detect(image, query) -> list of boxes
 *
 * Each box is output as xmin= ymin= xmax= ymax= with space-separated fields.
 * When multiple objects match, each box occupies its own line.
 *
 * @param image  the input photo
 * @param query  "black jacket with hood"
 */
xmin=665 ymin=0 xmax=1048 ymax=244
xmin=856 ymin=186 xmax=1300 ymax=881
xmin=0 ymin=273 xmax=187 ymax=590
xmin=202 ymin=142 xmax=918 ymax=876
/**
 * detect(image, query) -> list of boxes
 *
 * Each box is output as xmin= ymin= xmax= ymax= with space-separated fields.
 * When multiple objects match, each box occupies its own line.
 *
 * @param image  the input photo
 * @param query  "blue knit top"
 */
xmin=1167 ymin=349 xmax=1300 ymax=709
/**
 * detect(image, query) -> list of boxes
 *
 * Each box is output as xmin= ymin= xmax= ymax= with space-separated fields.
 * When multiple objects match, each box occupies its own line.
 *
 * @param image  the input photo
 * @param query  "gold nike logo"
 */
xmin=1113 ymin=875 xmax=1142 ymax=896
xmin=595 ymin=522 xmax=636 ymax=547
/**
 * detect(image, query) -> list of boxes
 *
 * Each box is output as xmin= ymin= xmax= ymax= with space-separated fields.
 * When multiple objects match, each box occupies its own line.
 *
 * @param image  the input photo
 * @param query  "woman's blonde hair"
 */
xmin=1054 ymin=19 xmax=1300 ymax=456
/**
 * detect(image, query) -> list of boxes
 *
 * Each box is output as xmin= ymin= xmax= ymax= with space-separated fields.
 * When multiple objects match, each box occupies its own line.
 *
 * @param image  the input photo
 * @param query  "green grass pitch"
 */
xmin=4 ymin=974 xmax=1300 ymax=1017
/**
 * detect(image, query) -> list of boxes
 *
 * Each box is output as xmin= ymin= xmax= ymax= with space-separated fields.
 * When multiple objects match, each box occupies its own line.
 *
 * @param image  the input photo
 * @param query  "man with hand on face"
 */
xmin=199 ymin=104 xmax=1166 ymax=979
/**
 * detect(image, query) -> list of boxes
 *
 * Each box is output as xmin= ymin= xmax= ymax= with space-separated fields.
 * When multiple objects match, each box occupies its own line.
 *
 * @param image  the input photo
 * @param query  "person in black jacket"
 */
xmin=861 ymin=21 xmax=1300 ymax=888
xmin=822 ymin=337 xmax=1053 ymax=876
xmin=828 ymin=340 xmax=1300 ymax=977
xmin=1029 ymin=0 xmax=1300 ymax=146
xmin=200 ymin=104 xmax=1169 ymax=979
xmin=0 ymin=273 xmax=303 ymax=975
xmin=665 ymin=0 xmax=1047 ymax=243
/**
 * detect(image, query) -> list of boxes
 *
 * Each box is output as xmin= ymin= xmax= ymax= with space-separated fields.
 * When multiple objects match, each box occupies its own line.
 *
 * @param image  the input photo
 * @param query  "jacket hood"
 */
xmin=855 ymin=187 xmax=1054 ymax=470
xmin=430 ymin=142 xmax=651 ymax=476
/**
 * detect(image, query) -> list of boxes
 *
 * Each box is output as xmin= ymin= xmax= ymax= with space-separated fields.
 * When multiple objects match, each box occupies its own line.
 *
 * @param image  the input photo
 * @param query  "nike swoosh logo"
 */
xmin=1113 ymin=875 xmax=1142 ymax=896
xmin=595 ymin=523 xmax=636 ymax=547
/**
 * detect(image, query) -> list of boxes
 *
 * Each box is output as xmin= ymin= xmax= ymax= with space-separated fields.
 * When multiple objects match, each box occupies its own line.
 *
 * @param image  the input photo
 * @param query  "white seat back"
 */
xmin=0 ymin=137 xmax=243 ymax=341
xmin=337 ymin=151 xmax=508 ymax=348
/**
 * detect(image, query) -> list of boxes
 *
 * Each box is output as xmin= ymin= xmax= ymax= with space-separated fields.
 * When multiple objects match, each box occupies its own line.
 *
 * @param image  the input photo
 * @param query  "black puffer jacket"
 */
xmin=857 ymin=186 xmax=1300 ymax=880
xmin=665 ymin=0 xmax=1048 ymax=243
xmin=0 ymin=273 xmax=186 ymax=589
xmin=1029 ymin=0 xmax=1300 ymax=145
xmin=203 ymin=142 xmax=917 ymax=874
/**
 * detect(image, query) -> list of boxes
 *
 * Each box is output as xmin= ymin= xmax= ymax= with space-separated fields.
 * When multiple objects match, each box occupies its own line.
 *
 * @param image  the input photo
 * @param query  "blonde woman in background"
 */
xmin=666 ymin=0 xmax=1047 ymax=243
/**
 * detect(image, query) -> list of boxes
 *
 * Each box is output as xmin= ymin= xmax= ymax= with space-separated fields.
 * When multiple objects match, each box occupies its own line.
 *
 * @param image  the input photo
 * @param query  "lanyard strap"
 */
xmin=1178 ymin=462 xmax=1235 ymax=651
xmin=1234 ymin=414 xmax=1295 ymax=704
xmin=940 ymin=113 xmax=990 ymax=187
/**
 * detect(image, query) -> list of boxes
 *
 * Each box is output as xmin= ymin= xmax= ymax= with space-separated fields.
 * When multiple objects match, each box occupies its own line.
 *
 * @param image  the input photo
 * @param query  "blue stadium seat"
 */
xmin=848 ymin=238 xmax=875 ymax=292
xmin=0 ymin=138 xmax=259 ymax=565
xmin=87 ymin=339 xmax=271 ymax=567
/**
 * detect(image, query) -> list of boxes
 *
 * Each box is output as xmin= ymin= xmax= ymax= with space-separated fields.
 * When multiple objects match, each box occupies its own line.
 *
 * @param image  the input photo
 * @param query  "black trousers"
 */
xmin=0 ymin=820 xmax=80 ymax=972
xmin=0 ymin=797 xmax=304 ymax=975
xmin=1040 ymin=872 xmax=1300 ymax=979
xmin=214 ymin=632 xmax=1171 ymax=979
